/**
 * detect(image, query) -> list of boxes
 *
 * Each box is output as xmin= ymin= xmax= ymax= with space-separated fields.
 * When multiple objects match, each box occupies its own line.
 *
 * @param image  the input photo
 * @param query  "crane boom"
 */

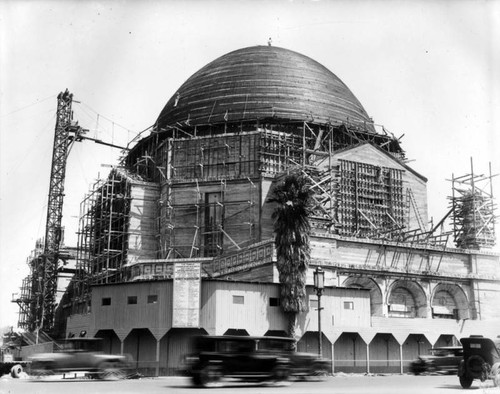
xmin=38 ymin=90 xmax=83 ymax=332
xmin=15 ymin=90 xmax=128 ymax=335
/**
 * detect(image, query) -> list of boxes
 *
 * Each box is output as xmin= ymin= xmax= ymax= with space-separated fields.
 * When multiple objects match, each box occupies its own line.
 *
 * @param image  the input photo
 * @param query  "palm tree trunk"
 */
xmin=286 ymin=311 xmax=297 ymax=338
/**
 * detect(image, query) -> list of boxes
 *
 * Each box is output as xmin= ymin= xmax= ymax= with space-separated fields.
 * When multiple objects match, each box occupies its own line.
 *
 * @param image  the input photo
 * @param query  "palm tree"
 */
xmin=269 ymin=170 xmax=313 ymax=338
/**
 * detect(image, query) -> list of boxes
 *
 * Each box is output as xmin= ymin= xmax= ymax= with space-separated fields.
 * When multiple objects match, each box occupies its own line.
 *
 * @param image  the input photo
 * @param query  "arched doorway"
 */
xmin=388 ymin=280 xmax=427 ymax=318
xmin=431 ymin=283 xmax=469 ymax=320
xmin=343 ymin=277 xmax=384 ymax=316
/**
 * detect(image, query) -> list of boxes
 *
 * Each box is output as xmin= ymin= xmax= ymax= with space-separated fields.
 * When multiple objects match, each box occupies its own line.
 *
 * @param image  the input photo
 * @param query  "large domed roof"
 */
xmin=155 ymin=46 xmax=374 ymax=131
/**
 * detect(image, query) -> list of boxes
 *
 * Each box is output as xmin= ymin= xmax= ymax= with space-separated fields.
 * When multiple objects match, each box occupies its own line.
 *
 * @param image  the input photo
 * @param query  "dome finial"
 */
xmin=268 ymin=37 xmax=272 ymax=46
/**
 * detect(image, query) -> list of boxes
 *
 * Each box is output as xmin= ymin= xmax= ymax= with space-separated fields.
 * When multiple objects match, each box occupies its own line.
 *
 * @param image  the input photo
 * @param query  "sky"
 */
xmin=0 ymin=0 xmax=499 ymax=330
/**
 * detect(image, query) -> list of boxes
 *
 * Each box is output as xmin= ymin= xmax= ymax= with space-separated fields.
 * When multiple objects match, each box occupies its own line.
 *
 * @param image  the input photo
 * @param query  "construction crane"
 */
xmin=14 ymin=90 xmax=126 ymax=336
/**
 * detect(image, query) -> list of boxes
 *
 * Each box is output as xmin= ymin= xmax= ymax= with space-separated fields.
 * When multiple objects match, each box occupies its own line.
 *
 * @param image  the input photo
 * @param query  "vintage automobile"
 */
xmin=409 ymin=346 xmax=463 ymax=375
xmin=257 ymin=336 xmax=330 ymax=380
xmin=458 ymin=336 xmax=500 ymax=389
xmin=185 ymin=335 xmax=330 ymax=387
xmin=29 ymin=338 xmax=130 ymax=380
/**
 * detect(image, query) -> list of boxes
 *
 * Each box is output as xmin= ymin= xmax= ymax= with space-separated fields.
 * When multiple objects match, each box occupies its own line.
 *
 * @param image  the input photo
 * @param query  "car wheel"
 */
xmin=33 ymin=363 xmax=55 ymax=378
xmin=198 ymin=364 xmax=223 ymax=388
xmin=306 ymin=363 xmax=329 ymax=381
xmin=459 ymin=375 xmax=473 ymax=389
xmin=99 ymin=362 xmax=126 ymax=381
xmin=493 ymin=367 xmax=500 ymax=387
xmin=270 ymin=364 xmax=289 ymax=383
xmin=466 ymin=355 xmax=486 ymax=379
xmin=10 ymin=364 xmax=24 ymax=378
xmin=426 ymin=364 xmax=437 ymax=375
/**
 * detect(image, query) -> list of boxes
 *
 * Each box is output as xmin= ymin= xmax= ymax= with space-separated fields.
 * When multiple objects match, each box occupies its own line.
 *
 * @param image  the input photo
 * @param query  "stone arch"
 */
xmin=387 ymin=280 xmax=427 ymax=318
xmin=342 ymin=276 xmax=384 ymax=316
xmin=431 ymin=283 xmax=469 ymax=320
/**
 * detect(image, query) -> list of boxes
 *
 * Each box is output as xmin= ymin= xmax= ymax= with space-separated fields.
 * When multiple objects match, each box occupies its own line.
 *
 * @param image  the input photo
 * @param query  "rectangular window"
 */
xmin=269 ymin=297 xmax=280 ymax=307
xmin=102 ymin=297 xmax=111 ymax=306
xmin=310 ymin=299 xmax=319 ymax=309
xmin=233 ymin=295 xmax=244 ymax=305
xmin=147 ymin=295 xmax=158 ymax=304
xmin=128 ymin=296 xmax=138 ymax=305
xmin=343 ymin=301 xmax=354 ymax=310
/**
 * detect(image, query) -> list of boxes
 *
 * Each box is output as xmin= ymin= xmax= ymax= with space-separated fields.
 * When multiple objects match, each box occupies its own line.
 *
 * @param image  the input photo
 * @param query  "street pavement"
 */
xmin=1 ymin=373 xmax=500 ymax=394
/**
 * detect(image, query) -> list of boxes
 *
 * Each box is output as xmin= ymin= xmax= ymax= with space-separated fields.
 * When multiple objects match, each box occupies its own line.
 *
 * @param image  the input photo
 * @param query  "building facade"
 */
xmin=58 ymin=45 xmax=498 ymax=375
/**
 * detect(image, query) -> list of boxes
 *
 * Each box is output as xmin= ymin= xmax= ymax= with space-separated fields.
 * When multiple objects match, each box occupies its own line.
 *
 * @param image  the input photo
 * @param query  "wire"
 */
xmin=77 ymin=101 xmax=138 ymax=137
xmin=9 ymin=112 xmax=56 ymax=174
xmin=0 ymin=94 xmax=56 ymax=118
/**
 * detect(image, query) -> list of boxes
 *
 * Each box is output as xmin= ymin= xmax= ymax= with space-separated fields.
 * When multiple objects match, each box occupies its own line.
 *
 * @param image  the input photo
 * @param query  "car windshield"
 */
xmin=430 ymin=347 xmax=462 ymax=357
xmin=258 ymin=338 xmax=295 ymax=352
xmin=58 ymin=339 xmax=103 ymax=352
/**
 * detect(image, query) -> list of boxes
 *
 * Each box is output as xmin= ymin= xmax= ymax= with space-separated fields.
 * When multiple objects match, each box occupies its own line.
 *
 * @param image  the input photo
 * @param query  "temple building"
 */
xmin=51 ymin=45 xmax=498 ymax=376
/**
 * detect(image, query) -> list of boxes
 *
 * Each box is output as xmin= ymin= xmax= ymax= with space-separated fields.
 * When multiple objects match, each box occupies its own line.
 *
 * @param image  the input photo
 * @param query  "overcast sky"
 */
xmin=1 ymin=0 xmax=499 ymax=329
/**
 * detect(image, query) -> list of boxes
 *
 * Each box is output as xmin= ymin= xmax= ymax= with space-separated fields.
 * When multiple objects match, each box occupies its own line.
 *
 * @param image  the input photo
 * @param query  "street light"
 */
xmin=313 ymin=266 xmax=325 ymax=357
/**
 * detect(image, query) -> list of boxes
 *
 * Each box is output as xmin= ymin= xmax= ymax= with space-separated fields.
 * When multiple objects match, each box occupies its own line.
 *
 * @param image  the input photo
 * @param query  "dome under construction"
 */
xmin=154 ymin=45 xmax=375 ymax=131
xmin=127 ymin=45 xmax=404 ymax=172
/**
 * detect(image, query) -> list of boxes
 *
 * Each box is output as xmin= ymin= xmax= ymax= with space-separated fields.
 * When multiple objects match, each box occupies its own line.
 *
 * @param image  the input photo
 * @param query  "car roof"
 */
xmin=460 ymin=337 xmax=500 ymax=352
xmin=61 ymin=338 xmax=102 ymax=342
xmin=196 ymin=335 xmax=295 ymax=342
xmin=431 ymin=346 xmax=462 ymax=350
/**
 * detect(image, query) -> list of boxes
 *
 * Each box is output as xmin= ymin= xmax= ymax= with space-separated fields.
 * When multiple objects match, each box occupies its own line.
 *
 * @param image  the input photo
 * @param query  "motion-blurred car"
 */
xmin=185 ymin=335 xmax=330 ymax=387
xmin=458 ymin=336 xmax=500 ymax=389
xmin=410 ymin=346 xmax=463 ymax=375
xmin=257 ymin=337 xmax=330 ymax=380
xmin=29 ymin=338 xmax=129 ymax=380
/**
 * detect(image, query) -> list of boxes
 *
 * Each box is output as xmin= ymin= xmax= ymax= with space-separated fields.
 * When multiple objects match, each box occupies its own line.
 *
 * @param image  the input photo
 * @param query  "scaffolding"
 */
xmin=151 ymin=121 xmax=412 ymax=257
xmin=162 ymin=177 xmax=258 ymax=259
xmin=125 ymin=120 xmax=406 ymax=182
xmin=73 ymin=170 xmax=131 ymax=312
xmin=450 ymin=159 xmax=497 ymax=249
xmin=73 ymin=168 xmax=160 ymax=311
xmin=13 ymin=240 xmax=44 ymax=331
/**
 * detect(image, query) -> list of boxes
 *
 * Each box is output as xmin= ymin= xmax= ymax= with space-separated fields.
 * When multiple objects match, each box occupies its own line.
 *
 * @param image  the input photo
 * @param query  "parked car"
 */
xmin=257 ymin=336 xmax=330 ymax=380
xmin=458 ymin=336 xmax=500 ymax=389
xmin=29 ymin=338 xmax=130 ymax=380
xmin=410 ymin=346 xmax=463 ymax=375
xmin=185 ymin=335 xmax=330 ymax=387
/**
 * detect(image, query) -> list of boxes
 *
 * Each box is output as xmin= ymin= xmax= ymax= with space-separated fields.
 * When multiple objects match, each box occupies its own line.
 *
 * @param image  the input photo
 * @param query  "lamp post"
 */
xmin=313 ymin=266 xmax=325 ymax=357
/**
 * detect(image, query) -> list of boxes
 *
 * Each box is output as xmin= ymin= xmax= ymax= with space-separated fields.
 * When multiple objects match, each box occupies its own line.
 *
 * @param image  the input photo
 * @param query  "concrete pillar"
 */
xmin=331 ymin=342 xmax=335 ymax=374
xmin=399 ymin=344 xmax=404 ymax=374
xmin=155 ymin=339 xmax=161 ymax=377
xmin=120 ymin=340 xmax=124 ymax=355
xmin=366 ymin=343 xmax=370 ymax=374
